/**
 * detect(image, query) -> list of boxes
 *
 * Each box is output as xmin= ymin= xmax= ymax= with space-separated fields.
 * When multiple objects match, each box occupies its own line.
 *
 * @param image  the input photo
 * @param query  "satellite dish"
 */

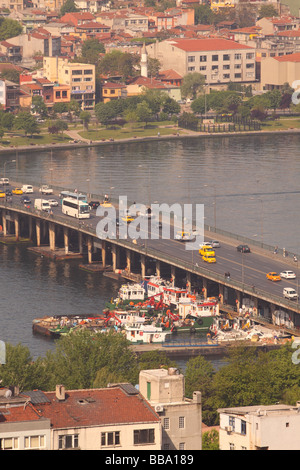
xmin=4 ymin=390 xmax=12 ymax=398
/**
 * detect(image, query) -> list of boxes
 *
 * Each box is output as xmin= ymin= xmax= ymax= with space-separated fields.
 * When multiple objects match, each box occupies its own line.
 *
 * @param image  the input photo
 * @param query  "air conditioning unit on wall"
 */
xmin=155 ymin=405 xmax=164 ymax=413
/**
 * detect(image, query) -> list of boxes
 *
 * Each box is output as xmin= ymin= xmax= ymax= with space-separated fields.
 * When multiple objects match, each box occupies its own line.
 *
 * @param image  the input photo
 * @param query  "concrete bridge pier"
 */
xmin=1 ymin=210 xmax=7 ymax=236
xmin=49 ymin=222 xmax=56 ymax=251
xmin=156 ymin=260 xmax=161 ymax=277
xmin=141 ymin=254 xmax=146 ymax=279
xmin=14 ymin=213 xmax=19 ymax=240
xmin=126 ymin=249 xmax=131 ymax=273
xmin=218 ymin=283 xmax=224 ymax=304
xmin=112 ymin=244 xmax=120 ymax=271
xmin=101 ymin=240 xmax=106 ymax=268
xmin=64 ymin=227 xmax=69 ymax=254
xmin=186 ymin=271 xmax=192 ymax=292
xmin=202 ymin=278 xmax=207 ymax=299
xmin=171 ymin=266 xmax=176 ymax=285
xmin=87 ymin=236 xmax=93 ymax=264
xmin=36 ymin=219 xmax=41 ymax=247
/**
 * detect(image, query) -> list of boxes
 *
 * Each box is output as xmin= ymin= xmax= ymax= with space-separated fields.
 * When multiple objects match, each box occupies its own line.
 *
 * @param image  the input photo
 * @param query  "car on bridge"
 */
xmin=280 ymin=270 xmax=296 ymax=279
xmin=202 ymin=253 xmax=216 ymax=263
xmin=39 ymin=185 xmax=53 ymax=195
xmin=199 ymin=245 xmax=215 ymax=256
xmin=20 ymin=196 xmax=31 ymax=205
xmin=266 ymin=272 xmax=281 ymax=282
xmin=237 ymin=244 xmax=251 ymax=253
xmin=89 ymin=201 xmax=100 ymax=210
xmin=209 ymin=240 xmax=220 ymax=248
xmin=175 ymin=231 xmax=194 ymax=242
xmin=0 ymin=191 xmax=5 ymax=198
xmin=12 ymin=188 xmax=23 ymax=195
xmin=48 ymin=199 xmax=58 ymax=207
xmin=283 ymin=287 xmax=298 ymax=300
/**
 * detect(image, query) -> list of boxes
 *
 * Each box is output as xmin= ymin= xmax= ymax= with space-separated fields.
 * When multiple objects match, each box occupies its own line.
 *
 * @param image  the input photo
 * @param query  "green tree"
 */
xmin=136 ymin=100 xmax=152 ymax=127
xmin=0 ymin=68 xmax=20 ymax=83
xmin=79 ymin=110 xmax=91 ymax=130
xmin=191 ymin=95 xmax=208 ymax=115
xmin=60 ymin=0 xmax=78 ymax=15
xmin=181 ymin=73 xmax=205 ymax=100
xmin=14 ymin=111 xmax=40 ymax=137
xmin=32 ymin=95 xmax=48 ymax=118
xmin=0 ymin=18 xmax=22 ymax=40
xmin=52 ymin=102 xmax=69 ymax=114
xmin=258 ymin=4 xmax=278 ymax=18
xmin=202 ymin=429 xmax=219 ymax=451
xmin=98 ymin=50 xmax=139 ymax=81
xmin=0 ymin=343 xmax=36 ymax=391
xmin=95 ymin=102 xmax=116 ymax=126
xmin=1 ymin=112 xmax=15 ymax=130
xmin=193 ymin=4 xmax=216 ymax=25
xmin=42 ymin=329 xmax=138 ymax=390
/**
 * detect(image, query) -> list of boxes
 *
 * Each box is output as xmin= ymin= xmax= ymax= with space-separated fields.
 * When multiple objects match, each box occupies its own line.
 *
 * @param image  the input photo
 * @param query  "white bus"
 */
xmin=62 ymin=197 xmax=90 ymax=219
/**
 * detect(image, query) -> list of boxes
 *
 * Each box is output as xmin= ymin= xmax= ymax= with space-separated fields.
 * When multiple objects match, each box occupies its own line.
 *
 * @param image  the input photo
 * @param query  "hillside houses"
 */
xmin=0 ymin=1 xmax=297 ymax=112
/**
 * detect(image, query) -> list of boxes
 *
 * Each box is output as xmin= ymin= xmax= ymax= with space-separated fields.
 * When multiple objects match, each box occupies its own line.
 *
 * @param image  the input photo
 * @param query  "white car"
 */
xmin=283 ymin=287 xmax=298 ymax=300
xmin=280 ymin=270 xmax=296 ymax=279
xmin=48 ymin=199 xmax=58 ymax=207
xmin=39 ymin=185 xmax=53 ymax=195
xmin=210 ymin=240 xmax=220 ymax=248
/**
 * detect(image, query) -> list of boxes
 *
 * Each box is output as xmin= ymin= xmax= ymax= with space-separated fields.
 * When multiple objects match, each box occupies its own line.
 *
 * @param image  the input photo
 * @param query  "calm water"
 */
xmin=1 ymin=133 xmax=300 ymax=359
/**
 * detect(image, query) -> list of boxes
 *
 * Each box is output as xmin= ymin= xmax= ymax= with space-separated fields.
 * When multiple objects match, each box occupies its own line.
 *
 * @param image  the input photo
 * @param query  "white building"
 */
xmin=218 ymin=404 xmax=300 ymax=450
xmin=139 ymin=368 xmax=202 ymax=450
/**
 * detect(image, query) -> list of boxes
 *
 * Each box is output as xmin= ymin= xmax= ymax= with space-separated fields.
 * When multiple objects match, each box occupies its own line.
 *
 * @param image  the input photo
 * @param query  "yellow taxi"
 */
xmin=266 ymin=272 xmax=281 ymax=282
xmin=199 ymin=245 xmax=215 ymax=256
xmin=12 ymin=188 xmax=23 ymax=195
xmin=122 ymin=215 xmax=134 ymax=223
xmin=202 ymin=253 xmax=216 ymax=263
xmin=0 ymin=191 xmax=5 ymax=198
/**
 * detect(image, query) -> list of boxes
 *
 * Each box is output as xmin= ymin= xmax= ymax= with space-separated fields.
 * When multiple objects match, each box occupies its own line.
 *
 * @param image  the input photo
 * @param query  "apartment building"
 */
xmin=146 ymin=38 xmax=256 ymax=87
xmin=0 ymin=384 xmax=161 ymax=450
xmin=218 ymin=404 xmax=300 ymax=450
xmin=260 ymin=52 xmax=300 ymax=90
xmin=139 ymin=368 xmax=202 ymax=450
xmin=43 ymin=57 xmax=95 ymax=110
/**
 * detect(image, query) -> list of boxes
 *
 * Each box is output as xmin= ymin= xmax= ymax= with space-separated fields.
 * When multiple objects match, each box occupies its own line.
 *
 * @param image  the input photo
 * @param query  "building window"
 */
xmin=229 ymin=416 xmax=235 ymax=431
xmin=101 ymin=431 xmax=120 ymax=447
xmin=84 ymin=69 xmax=93 ymax=75
xmin=199 ymin=66 xmax=206 ymax=71
xmin=223 ymin=74 xmax=230 ymax=79
xmin=58 ymin=434 xmax=79 ymax=449
xmin=223 ymin=64 xmax=230 ymax=69
xmin=246 ymin=63 xmax=254 ymax=68
xmin=241 ymin=420 xmax=246 ymax=435
xmin=179 ymin=442 xmax=185 ymax=450
xmin=200 ymin=55 xmax=207 ymax=62
xmin=188 ymin=56 xmax=195 ymax=62
xmin=163 ymin=417 xmax=170 ymax=430
xmin=72 ymin=70 xmax=82 ymax=75
xmin=234 ymin=73 xmax=241 ymax=79
xmin=223 ymin=54 xmax=230 ymax=61
xmin=212 ymin=55 xmax=218 ymax=61
xmin=179 ymin=416 xmax=185 ymax=429
xmin=55 ymin=91 xmax=61 ymax=98
xmin=235 ymin=64 xmax=241 ymax=69
xmin=188 ymin=67 xmax=195 ymax=72
xmin=246 ymin=53 xmax=254 ymax=59
xmin=62 ymin=91 xmax=68 ymax=98
xmin=0 ymin=437 xmax=19 ymax=450
xmin=24 ymin=435 xmax=45 ymax=449
xmin=212 ymin=65 xmax=218 ymax=70
xmin=229 ymin=442 xmax=235 ymax=450
xmin=134 ymin=429 xmax=155 ymax=445
xmin=235 ymin=53 xmax=241 ymax=60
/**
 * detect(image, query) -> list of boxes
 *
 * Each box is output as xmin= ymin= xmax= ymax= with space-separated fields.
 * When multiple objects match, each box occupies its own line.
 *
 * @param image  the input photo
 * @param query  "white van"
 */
xmin=0 ymin=178 xmax=9 ymax=185
xmin=34 ymin=199 xmax=51 ymax=212
xmin=283 ymin=287 xmax=298 ymax=300
xmin=21 ymin=184 xmax=33 ymax=193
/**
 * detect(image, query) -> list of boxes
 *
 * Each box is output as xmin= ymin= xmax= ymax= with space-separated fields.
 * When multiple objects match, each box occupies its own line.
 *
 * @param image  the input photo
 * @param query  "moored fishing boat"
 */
xmin=124 ymin=322 xmax=171 ymax=344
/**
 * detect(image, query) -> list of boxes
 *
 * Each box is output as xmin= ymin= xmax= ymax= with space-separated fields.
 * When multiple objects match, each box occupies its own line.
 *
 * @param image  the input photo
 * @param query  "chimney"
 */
xmin=56 ymin=384 xmax=66 ymax=401
xmin=193 ymin=391 xmax=201 ymax=404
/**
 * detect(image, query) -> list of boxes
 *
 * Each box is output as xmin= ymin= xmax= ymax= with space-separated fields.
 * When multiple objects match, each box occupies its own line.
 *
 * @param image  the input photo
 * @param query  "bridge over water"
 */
xmin=1 ymin=185 xmax=300 ymax=332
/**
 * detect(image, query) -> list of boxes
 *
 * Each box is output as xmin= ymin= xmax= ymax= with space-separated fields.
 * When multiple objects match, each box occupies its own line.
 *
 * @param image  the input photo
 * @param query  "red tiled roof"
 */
xmin=168 ymin=38 xmax=253 ymax=51
xmin=158 ymin=69 xmax=182 ymax=80
xmin=0 ymin=403 xmax=41 ymax=423
xmin=277 ymin=30 xmax=300 ymax=37
xmin=103 ymin=81 xmax=126 ymax=88
xmin=34 ymin=387 xmax=159 ymax=429
xmin=274 ymin=52 xmax=300 ymax=62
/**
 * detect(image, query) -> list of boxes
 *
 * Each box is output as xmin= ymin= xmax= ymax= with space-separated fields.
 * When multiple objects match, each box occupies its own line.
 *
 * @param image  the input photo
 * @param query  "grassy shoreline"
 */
xmin=0 ymin=116 xmax=299 ymax=153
